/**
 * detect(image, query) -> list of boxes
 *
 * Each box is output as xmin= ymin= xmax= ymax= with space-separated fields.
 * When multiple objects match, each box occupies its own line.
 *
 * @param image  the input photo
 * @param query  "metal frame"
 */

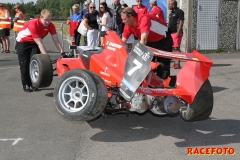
xmin=60 ymin=22 xmax=66 ymax=51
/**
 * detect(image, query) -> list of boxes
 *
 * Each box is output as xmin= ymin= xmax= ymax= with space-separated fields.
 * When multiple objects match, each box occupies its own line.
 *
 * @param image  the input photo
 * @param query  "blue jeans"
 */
xmin=114 ymin=24 xmax=122 ymax=38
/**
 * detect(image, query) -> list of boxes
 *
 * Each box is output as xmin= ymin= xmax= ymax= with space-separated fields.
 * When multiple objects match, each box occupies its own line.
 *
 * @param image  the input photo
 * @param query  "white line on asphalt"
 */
xmin=0 ymin=138 xmax=23 ymax=145
xmin=0 ymin=66 xmax=18 ymax=70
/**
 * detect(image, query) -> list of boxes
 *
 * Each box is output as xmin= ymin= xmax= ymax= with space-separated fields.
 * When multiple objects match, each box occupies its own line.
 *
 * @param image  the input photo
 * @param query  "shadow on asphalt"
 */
xmin=212 ymin=64 xmax=232 ymax=67
xmin=212 ymin=86 xmax=228 ymax=93
xmin=45 ymin=92 xmax=54 ymax=97
xmin=88 ymin=115 xmax=240 ymax=147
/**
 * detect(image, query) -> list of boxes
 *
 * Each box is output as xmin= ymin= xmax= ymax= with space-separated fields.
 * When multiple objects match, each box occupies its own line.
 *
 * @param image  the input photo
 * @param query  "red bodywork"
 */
xmin=56 ymin=31 xmax=213 ymax=104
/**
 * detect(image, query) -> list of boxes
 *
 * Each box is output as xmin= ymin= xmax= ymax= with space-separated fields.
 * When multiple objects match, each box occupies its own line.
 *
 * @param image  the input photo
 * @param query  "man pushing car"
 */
xmin=16 ymin=9 xmax=64 ymax=92
xmin=121 ymin=7 xmax=173 ymax=80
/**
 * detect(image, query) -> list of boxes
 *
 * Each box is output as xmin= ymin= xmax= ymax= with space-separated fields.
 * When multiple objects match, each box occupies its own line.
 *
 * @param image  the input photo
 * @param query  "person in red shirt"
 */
xmin=16 ymin=9 xmax=64 ymax=92
xmin=121 ymin=7 xmax=173 ymax=79
xmin=133 ymin=0 xmax=148 ymax=16
xmin=149 ymin=0 xmax=164 ymax=20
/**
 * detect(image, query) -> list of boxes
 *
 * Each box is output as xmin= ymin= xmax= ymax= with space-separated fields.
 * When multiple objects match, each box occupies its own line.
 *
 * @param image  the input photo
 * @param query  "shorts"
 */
xmin=171 ymin=33 xmax=183 ymax=48
xmin=0 ymin=29 xmax=10 ymax=37
xmin=99 ymin=31 xmax=106 ymax=37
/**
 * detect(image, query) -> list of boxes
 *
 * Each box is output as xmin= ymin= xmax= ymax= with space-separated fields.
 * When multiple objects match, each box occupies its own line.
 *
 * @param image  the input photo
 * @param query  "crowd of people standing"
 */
xmin=0 ymin=0 xmax=185 ymax=92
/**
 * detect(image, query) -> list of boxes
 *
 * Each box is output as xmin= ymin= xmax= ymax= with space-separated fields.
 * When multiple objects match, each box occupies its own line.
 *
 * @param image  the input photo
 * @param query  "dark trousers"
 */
xmin=74 ymin=30 xmax=81 ymax=46
xmin=17 ymin=42 xmax=40 ymax=86
xmin=146 ymin=32 xmax=173 ymax=79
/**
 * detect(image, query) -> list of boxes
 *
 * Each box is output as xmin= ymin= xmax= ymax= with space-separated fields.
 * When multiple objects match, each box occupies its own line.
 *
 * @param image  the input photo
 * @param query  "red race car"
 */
xmin=29 ymin=31 xmax=213 ymax=122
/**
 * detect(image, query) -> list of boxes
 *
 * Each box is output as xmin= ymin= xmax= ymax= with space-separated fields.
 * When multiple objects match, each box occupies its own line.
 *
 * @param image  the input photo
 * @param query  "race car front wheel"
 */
xmin=179 ymin=79 xmax=213 ymax=122
xmin=29 ymin=54 xmax=53 ymax=88
xmin=54 ymin=69 xmax=108 ymax=121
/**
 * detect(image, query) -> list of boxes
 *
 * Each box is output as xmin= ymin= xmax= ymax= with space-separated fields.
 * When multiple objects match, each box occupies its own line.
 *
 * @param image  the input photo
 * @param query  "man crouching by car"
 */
xmin=16 ymin=9 xmax=64 ymax=92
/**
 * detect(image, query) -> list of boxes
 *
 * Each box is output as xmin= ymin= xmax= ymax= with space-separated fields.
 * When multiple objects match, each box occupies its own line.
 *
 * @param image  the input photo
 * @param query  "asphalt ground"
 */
xmin=0 ymin=30 xmax=240 ymax=160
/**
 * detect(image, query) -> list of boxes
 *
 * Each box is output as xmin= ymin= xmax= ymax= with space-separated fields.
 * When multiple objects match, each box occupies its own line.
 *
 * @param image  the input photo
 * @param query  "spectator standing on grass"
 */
xmin=98 ymin=2 xmax=113 ymax=46
xmin=149 ymin=0 xmax=164 ymax=20
xmin=133 ymin=0 xmax=148 ymax=16
xmin=0 ymin=3 xmax=11 ymax=53
xmin=168 ymin=0 xmax=184 ymax=69
xmin=12 ymin=4 xmax=25 ymax=53
xmin=16 ymin=9 xmax=64 ymax=92
xmin=109 ymin=0 xmax=122 ymax=38
xmin=67 ymin=4 xmax=82 ymax=46
xmin=83 ymin=3 xmax=99 ymax=46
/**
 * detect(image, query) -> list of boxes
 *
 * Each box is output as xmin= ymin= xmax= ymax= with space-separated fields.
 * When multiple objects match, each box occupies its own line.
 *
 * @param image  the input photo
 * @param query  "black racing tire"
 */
xmin=29 ymin=54 xmax=53 ymax=88
xmin=54 ymin=69 xmax=108 ymax=121
xmin=179 ymin=79 xmax=214 ymax=122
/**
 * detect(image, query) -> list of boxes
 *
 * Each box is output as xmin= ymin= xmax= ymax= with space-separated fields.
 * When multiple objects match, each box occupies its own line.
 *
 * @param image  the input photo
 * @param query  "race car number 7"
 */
xmin=127 ymin=59 xmax=143 ymax=76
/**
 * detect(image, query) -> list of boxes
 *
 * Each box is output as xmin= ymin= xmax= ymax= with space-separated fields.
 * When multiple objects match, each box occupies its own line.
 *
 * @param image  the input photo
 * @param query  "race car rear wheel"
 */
xmin=179 ymin=79 xmax=213 ymax=122
xmin=54 ymin=69 xmax=108 ymax=121
xmin=29 ymin=54 xmax=53 ymax=88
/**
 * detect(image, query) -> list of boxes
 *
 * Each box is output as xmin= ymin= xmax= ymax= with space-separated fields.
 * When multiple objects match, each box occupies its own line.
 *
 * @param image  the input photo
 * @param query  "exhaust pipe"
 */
xmin=163 ymin=96 xmax=180 ymax=114
xmin=150 ymin=96 xmax=180 ymax=115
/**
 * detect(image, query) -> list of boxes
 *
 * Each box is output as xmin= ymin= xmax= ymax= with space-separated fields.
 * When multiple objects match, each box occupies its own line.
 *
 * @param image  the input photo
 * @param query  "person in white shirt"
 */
xmin=98 ymin=2 xmax=113 ymax=46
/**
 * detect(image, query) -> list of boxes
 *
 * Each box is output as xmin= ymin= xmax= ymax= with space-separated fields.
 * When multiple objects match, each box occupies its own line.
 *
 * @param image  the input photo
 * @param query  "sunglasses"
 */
xmin=100 ymin=7 xmax=104 ymax=9
xmin=90 ymin=7 xmax=95 ymax=9
xmin=0 ymin=6 xmax=3 ymax=7
xmin=121 ymin=9 xmax=132 ymax=17
xmin=137 ymin=0 xmax=142 ymax=2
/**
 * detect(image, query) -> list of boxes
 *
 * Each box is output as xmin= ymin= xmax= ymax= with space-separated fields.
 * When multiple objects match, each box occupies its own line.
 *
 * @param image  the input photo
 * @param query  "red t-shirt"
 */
xmin=150 ymin=6 xmax=164 ymax=21
xmin=123 ymin=14 xmax=168 ymax=42
xmin=133 ymin=5 xmax=148 ymax=16
xmin=16 ymin=18 xmax=57 ymax=43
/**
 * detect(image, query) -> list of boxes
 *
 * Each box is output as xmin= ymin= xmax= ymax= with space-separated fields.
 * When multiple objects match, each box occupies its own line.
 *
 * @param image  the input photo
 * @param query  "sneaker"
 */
xmin=23 ymin=85 xmax=33 ymax=92
xmin=31 ymin=85 xmax=38 ymax=91
xmin=174 ymin=64 xmax=181 ymax=69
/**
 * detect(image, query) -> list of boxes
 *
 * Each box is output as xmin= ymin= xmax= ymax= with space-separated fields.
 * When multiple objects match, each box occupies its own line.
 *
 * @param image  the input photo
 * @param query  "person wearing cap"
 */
xmin=121 ymin=7 xmax=173 ymax=79
xmin=133 ymin=0 xmax=148 ymax=16
xmin=0 ymin=3 xmax=11 ymax=53
xmin=16 ymin=9 xmax=64 ymax=92
xmin=67 ymin=4 xmax=82 ymax=46
xmin=12 ymin=4 xmax=25 ymax=53
xmin=168 ymin=0 xmax=184 ymax=69
xmin=149 ymin=0 xmax=164 ymax=21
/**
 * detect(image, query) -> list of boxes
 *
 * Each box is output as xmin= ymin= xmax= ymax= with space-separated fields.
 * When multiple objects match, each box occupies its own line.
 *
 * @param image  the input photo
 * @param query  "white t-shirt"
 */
xmin=101 ymin=12 xmax=113 ymax=31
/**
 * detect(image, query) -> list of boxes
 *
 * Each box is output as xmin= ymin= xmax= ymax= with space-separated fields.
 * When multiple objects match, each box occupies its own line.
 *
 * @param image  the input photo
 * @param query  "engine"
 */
xmin=130 ymin=93 xmax=150 ymax=113
xmin=106 ymin=88 xmax=181 ymax=115
xmin=129 ymin=94 xmax=180 ymax=114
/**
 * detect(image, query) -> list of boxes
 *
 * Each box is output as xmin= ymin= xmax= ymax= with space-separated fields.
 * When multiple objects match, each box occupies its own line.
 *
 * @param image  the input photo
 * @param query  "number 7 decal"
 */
xmin=127 ymin=59 xmax=143 ymax=76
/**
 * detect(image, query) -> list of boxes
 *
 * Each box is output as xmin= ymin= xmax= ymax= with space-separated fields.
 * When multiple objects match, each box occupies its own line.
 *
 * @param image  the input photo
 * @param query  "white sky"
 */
xmin=5 ymin=0 xmax=37 ymax=4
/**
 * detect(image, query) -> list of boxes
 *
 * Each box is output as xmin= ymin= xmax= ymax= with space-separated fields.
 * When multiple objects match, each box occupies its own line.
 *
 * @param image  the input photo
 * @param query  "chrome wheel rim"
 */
xmin=59 ymin=77 xmax=89 ymax=113
xmin=30 ymin=60 xmax=39 ymax=83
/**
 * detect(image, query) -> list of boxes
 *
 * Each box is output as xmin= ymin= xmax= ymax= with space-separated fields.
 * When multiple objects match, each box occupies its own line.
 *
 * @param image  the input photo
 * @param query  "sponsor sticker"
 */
xmin=106 ymin=41 xmax=122 ymax=49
